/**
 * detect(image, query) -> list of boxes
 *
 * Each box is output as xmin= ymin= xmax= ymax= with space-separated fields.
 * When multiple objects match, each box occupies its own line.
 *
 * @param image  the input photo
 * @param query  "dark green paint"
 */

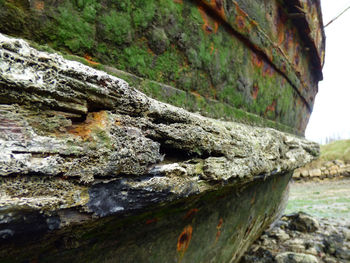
xmin=0 ymin=172 xmax=292 ymax=263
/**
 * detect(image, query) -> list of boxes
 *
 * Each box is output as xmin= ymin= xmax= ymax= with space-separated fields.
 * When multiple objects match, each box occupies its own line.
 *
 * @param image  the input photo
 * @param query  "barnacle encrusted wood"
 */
xmin=0 ymin=34 xmax=319 ymax=262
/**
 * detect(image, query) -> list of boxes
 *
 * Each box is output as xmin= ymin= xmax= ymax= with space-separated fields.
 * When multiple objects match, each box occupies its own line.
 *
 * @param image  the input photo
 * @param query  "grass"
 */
xmin=301 ymin=139 xmax=350 ymax=169
xmin=320 ymin=139 xmax=350 ymax=163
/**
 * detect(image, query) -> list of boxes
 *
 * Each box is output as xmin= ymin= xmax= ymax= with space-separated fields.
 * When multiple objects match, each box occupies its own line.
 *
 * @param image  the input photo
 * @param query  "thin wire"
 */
xmin=324 ymin=5 xmax=350 ymax=28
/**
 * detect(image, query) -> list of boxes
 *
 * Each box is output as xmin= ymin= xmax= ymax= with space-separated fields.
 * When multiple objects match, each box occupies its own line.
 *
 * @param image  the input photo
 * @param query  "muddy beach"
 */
xmin=241 ymin=178 xmax=350 ymax=263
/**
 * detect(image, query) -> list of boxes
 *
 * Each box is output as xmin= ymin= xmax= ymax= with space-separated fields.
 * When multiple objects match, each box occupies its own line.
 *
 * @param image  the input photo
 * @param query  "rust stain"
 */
xmin=262 ymin=62 xmax=274 ymax=77
xmin=198 ymin=6 xmax=212 ymax=34
xmin=252 ymin=53 xmax=263 ymax=68
xmin=68 ymin=111 xmax=108 ymax=141
xmin=214 ymin=0 xmax=222 ymax=10
xmin=214 ymin=21 xmax=219 ymax=34
xmin=210 ymin=0 xmax=226 ymax=20
xmin=236 ymin=16 xmax=245 ymax=30
xmin=190 ymin=91 xmax=202 ymax=99
xmin=276 ymin=6 xmax=287 ymax=46
xmin=296 ymin=98 xmax=302 ymax=107
xmin=217 ymin=218 xmax=223 ymax=229
xmin=197 ymin=4 xmax=220 ymax=34
xmin=234 ymin=1 xmax=249 ymax=18
xmin=250 ymin=19 xmax=258 ymax=27
xmin=205 ymin=24 xmax=213 ymax=33
xmin=84 ymin=54 xmax=100 ymax=66
xmin=264 ymin=100 xmax=277 ymax=115
xmin=145 ymin=218 xmax=158 ymax=225
xmin=233 ymin=1 xmax=251 ymax=32
xmin=33 ymin=0 xmax=44 ymax=10
xmin=177 ymin=225 xmax=193 ymax=254
xmin=210 ymin=42 xmax=215 ymax=55
xmin=146 ymin=46 xmax=155 ymax=56
xmin=184 ymin=208 xmax=199 ymax=220
xmin=215 ymin=218 xmax=223 ymax=242
xmin=251 ymin=83 xmax=259 ymax=99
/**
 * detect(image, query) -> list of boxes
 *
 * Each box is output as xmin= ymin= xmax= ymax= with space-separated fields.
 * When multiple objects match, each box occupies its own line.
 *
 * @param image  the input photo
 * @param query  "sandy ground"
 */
xmin=286 ymin=178 xmax=350 ymax=221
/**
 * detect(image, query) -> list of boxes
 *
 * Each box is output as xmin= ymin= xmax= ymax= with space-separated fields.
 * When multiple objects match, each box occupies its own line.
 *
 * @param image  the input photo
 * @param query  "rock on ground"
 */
xmin=241 ymin=212 xmax=350 ymax=263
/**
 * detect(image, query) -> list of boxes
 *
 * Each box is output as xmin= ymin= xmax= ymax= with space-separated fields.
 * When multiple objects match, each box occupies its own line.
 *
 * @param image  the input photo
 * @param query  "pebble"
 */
xmin=275 ymin=252 xmax=318 ymax=263
xmin=343 ymin=228 xmax=350 ymax=241
xmin=240 ymin=212 xmax=350 ymax=263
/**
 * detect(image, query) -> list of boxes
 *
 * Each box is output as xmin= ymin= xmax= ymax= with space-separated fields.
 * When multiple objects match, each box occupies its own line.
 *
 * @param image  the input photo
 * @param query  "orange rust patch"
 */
xmin=251 ymin=83 xmax=259 ymax=99
xmin=210 ymin=43 xmax=215 ymax=55
xmin=250 ymin=19 xmax=258 ymax=27
xmin=234 ymin=1 xmax=248 ymax=17
xmin=215 ymin=218 xmax=223 ymax=242
xmin=184 ymin=208 xmax=199 ymax=220
xmin=264 ymin=100 xmax=277 ymax=115
xmin=146 ymin=47 xmax=155 ymax=56
xmin=68 ymin=111 xmax=108 ymax=141
xmin=278 ymin=30 xmax=284 ymax=46
xmin=177 ymin=225 xmax=193 ymax=254
xmin=198 ymin=0 xmax=226 ymax=23
xmin=233 ymin=2 xmax=251 ymax=32
xmin=198 ymin=6 xmax=211 ymax=34
xmin=214 ymin=21 xmax=219 ymax=34
xmin=262 ymin=62 xmax=275 ymax=77
xmin=84 ymin=54 xmax=100 ymax=66
xmin=145 ymin=218 xmax=158 ymax=225
xmin=190 ymin=91 xmax=201 ymax=99
xmin=33 ymin=0 xmax=44 ymax=10
xmin=214 ymin=0 xmax=222 ymax=10
xmin=236 ymin=16 xmax=245 ymax=30
xmin=217 ymin=218 xmax=223 ymax=229
xmin=296 ymin=98 xmax=302 ymax=107
xmin=276 ymin=6 xmax=288 ymax=46
xmin=252 ymin=53 xmax=263 ymax=68
xmin=197 ymin=5 xmax=219 ymax=34
xmin=210 ymin=0 xmax=226 ymax=20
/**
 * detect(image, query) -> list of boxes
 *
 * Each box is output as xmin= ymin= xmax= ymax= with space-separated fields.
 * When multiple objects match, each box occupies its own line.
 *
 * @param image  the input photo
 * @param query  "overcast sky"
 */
xmin=305 ymin=1 xmax=350 ymax=143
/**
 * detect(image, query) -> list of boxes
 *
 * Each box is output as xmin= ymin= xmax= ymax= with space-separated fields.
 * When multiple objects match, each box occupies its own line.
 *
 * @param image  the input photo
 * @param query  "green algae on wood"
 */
xmin=0 ymin=0 xmax=325 ymax=135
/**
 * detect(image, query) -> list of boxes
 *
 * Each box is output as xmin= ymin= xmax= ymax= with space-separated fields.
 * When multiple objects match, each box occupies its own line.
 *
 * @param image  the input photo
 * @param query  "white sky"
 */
xmin=305 ymin=1 xmax=350 ymax=143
